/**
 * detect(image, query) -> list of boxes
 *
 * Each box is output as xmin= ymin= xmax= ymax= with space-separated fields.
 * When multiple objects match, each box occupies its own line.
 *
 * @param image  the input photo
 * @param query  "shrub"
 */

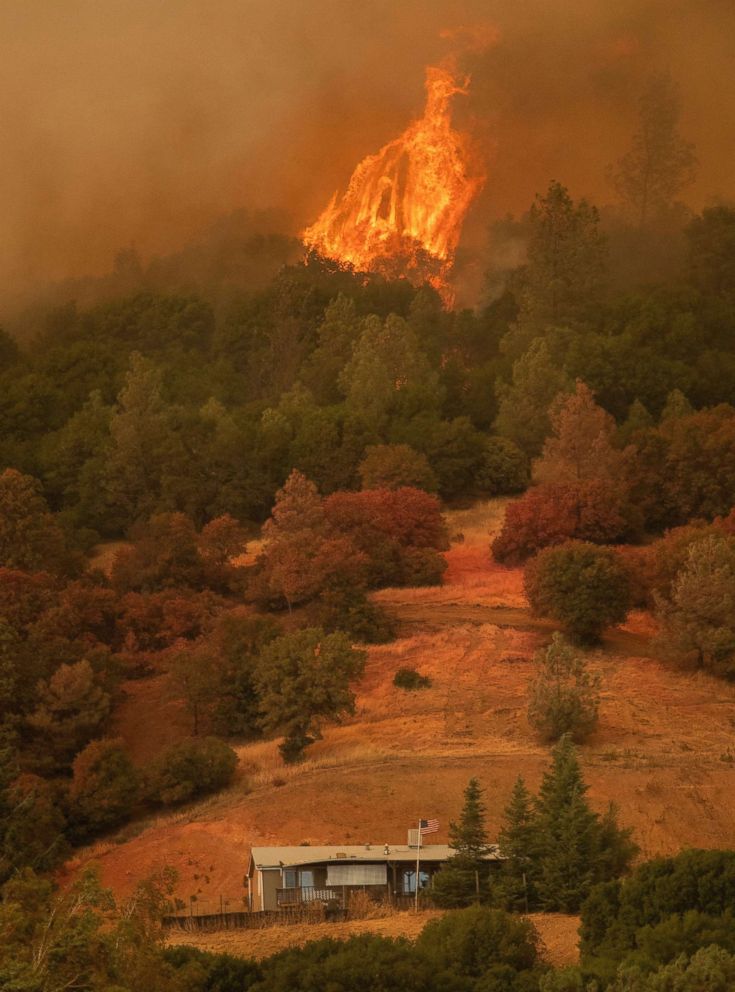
xmin=393 ymin=667 xmax=431 ymax=690
xmin=527 ymin=633 xmax=601 ymax=742
xmin=580 ymin=850 xmax=735 ymax=978
xmin=69 ymin=738 xmax=139 ymax=839
xmin=525 ymin=541 xmax=631 ymax=643
xmin=417 ymin=905 xmax=541 ymax=982
xmin=147 ymin=737 xmax=237 ymax=805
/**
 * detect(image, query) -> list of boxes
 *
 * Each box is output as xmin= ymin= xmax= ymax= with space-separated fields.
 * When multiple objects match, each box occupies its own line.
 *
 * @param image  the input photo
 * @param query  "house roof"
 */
xmin=248 ymin=843 xmax=502 ymax=873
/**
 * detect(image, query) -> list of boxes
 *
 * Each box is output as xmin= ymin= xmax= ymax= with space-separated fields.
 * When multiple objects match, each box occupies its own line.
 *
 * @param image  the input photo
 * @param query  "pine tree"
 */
xmin=527 ymin=632 xmax=601 ymax=743
xmin=432 ymin=777 xmax=491 ymax=908
xmin=534 ymin=736 xmax=599 ymax=912
xmin=494 ymin=338 xmax=573 ymax=457
xmin=618 ymin=399 xmax=654 ymax=445
xmin=495 ymin=776 xmax=540 ymax=911
xmin=659 ymin=387 xmax=693 ymax=424
xmin=533 ymin=735 xmax=636 ymax=912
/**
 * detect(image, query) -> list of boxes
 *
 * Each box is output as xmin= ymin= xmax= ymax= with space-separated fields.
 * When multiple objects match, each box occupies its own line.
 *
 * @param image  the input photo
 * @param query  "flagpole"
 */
xmin=415 ymin=819 xmax=422 ymax=912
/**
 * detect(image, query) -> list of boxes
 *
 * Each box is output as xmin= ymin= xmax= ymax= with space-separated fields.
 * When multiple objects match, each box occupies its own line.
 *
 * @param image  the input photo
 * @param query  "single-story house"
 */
xmin=246 ymin=837 xmax=502 ymax=911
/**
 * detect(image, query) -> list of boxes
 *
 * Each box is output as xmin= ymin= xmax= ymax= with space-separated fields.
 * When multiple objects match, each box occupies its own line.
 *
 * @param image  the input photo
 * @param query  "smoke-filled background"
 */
xmin=2 ymin=0 xmax=734 ymax=303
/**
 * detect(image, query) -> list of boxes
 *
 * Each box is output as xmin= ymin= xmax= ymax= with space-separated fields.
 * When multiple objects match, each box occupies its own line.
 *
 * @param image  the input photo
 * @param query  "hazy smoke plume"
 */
xmin=1 ymin=0 xmax=734 ymax=298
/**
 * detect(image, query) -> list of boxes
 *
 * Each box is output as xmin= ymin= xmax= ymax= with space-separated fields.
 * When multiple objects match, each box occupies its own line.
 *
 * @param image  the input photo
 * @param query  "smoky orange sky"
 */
xmin=1 ymin=0 xmax=734 ymax=297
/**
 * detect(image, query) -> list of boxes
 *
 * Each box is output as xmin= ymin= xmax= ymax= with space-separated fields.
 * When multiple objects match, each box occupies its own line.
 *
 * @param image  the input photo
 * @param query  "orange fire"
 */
xmin=302 ymin=64 xmax=485 ymax=299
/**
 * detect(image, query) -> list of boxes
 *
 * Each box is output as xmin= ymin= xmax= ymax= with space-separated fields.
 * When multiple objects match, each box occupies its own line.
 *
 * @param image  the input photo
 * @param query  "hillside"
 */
xmin=61 ymin=499 xmax=735 ymax=929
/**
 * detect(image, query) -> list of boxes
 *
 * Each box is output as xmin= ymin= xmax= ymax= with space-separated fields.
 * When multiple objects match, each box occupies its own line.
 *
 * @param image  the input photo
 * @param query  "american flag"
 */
xmin=419 ymin=818 xmax=439 ymax=835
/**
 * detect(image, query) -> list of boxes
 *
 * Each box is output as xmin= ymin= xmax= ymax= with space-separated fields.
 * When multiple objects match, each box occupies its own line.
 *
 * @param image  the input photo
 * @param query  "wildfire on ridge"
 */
xmin=302 ymin=63 xmax=485 ymax=300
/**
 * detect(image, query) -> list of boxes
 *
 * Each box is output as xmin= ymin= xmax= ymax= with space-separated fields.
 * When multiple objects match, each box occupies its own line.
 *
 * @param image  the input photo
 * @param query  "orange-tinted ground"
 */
xmin=65 ymin=500 xmax=735 ymax=964
xmin=165 ymin=910 xmax=580 ymax=968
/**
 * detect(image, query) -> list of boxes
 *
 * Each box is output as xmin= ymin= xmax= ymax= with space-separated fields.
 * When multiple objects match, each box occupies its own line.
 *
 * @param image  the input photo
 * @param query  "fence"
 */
xmin=164 ymin=891 xmax=424 ymax=933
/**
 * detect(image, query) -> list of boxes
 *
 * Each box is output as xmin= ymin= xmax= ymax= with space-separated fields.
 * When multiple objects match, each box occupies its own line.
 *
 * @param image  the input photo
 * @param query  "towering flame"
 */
xmin=303 ymin=64 xmax=485 ymax=298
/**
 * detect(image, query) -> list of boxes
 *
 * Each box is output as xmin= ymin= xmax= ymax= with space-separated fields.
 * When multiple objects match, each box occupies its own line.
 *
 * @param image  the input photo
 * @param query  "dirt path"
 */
xmin=391 ymin=602 xmax=660 ymax=659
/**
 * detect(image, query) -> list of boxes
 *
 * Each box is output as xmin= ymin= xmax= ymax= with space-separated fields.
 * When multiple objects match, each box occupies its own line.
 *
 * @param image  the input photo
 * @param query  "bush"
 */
xmin=393 ymin=667 xmax=431 ymax=690
xmin=256 ymin=934 xmax=436 ymax=992
xmin=417 ymin=905 xmax=541 ymax=984
xmin=525 ymin=541 xmax=631 ymax=643
xmin=476 ymin=437 xmax=530 ymax=495
xmin=580 ymin=849 xmax=735 ymax=976
xmin=147 ymin=737 xmax=237 ymax=805
xmin=163 ymin=945 xmax=261 ymax=992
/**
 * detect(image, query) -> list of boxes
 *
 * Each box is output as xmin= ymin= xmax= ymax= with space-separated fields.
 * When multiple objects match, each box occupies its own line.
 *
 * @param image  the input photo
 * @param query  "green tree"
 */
xmin=170 ymin=641 xmax=222 ymax=736
xmin=147 ymin=737 xmax=238 ymax=805
xmin=515 ymin=180 xmax=607 ymax=328
xmin=103 ymin=352 xmax=186 ymax=530
xmin=609 ymin=73 xmax=697 ymax=226
xmin=358 ymin=444 xmax=437 ymax=492
xmin=28 ymin=659 xmax=112 ymax=767
xmin=0 ymin=749 xmax=68 ymax=883
xmin=69 ymin=738 xmax=140 ymax=839
xmin=618 ymin=398 xmax=654 ymax=445
xmin=535 ymin=736 xmax=636 ymax=912
xmin=610 ymin=946 xmax=735 ymax=992
xmin=527 ymin=632 xmax=601 ymax=742
xmin=0 ymin=468 xmax=71 ymax=573
xmin=254 ymin=628 xmax=367 ymax=762
xmin=659 ymin=387 xmax=693 ymax=423
xmin=686 ymin=205 xmax=735 ymax=299
xmin=300 ymin=293 xmax=361 ymax=403
xmin=475 ymin=436 xmax=530 ymax=496
xmin=495 ymin=776 xmax=540 ymax=912
xmin=432 ymin=778 xmax=491 ymax=908
xmin=0 ymin=865 xmax=178 ymax=992
xmin=416 ymin=905 xmax=541 ymax=988
xmin=209 ymin=612 xmax=281 ymax=738
xmin=339 ymin=314 xmax=438 ymax=429
xmin=495 ymin=339 xmax=572 ymax=457
xmin=655 ymin=534 xmax=735 ymax=677
xmin=525 ymin=541 xmax=631 ymax=643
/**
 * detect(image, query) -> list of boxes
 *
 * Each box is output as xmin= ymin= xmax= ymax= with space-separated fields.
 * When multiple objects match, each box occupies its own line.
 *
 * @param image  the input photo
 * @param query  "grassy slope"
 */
xmin=63 ymin=500 xmax=735 ymax=961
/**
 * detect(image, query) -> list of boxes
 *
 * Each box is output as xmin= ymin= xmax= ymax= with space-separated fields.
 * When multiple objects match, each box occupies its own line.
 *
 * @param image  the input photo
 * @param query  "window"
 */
xmin=282 ymin=868 xmax=316 ymax=889
xmin=402 ymin=869 xmax=431 ymax=894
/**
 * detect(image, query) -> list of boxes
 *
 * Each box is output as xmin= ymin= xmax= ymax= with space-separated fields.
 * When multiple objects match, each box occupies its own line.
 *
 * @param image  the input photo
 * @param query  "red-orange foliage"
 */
xmin=492 ymin=481 xmax=630 ymax=565
xmin=116 ymin=589 xmax=225 ymax=652
xmin=324 ymin=487 xmax=449 ymax=586
xmin=0 ymin=568 xmax=56 ymax=634
xmin=258 ymin=471 xmax=366 ymax=609
xmin=30 ymin=581 xmax=119 ymax=648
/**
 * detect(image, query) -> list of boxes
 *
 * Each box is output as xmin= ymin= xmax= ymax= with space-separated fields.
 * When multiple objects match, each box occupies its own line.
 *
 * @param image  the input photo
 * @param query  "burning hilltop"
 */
xmin=302 ymin=64 xmax=485 ymax=300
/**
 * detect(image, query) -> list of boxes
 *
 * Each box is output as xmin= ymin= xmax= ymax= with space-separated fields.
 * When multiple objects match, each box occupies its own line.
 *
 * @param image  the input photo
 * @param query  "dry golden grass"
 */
xmin=166 ymin=909 xmax=580 ymax=968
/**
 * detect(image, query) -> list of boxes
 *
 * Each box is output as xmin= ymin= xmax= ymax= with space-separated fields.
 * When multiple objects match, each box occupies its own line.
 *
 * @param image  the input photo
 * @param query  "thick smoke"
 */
xmin=1 ymin=0 xmax=733 ymax=299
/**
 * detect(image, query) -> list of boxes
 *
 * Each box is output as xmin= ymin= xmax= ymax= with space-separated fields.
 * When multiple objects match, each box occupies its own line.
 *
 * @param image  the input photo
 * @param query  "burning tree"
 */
xmin=303 ymin=64 xmax=485 ymax=301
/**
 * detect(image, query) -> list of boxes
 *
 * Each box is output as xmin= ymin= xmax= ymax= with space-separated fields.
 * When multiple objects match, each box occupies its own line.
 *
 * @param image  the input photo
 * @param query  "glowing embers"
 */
xmin=303 ymin=65 xmax=485 ymax=299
